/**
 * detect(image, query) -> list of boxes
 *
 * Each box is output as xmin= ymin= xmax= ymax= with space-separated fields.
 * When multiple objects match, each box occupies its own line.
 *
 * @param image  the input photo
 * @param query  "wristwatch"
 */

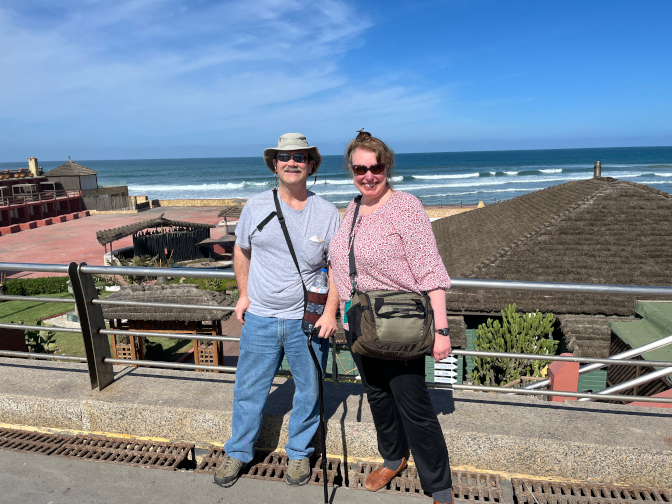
xmin=435 ymin=327 xmax=450 ymax=336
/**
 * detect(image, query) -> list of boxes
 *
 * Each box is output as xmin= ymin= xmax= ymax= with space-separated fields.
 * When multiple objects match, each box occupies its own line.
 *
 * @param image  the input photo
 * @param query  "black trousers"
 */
xmin=345 ymin=330 xmax=453 ymax=493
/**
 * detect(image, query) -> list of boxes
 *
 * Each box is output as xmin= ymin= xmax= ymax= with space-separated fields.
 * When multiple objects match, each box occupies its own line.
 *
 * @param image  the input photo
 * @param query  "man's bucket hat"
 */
xmin=263 ymin=133 xmax=322 ymax=173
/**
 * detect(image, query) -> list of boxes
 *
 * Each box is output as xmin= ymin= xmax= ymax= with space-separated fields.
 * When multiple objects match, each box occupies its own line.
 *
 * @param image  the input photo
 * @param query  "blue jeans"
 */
xmin=224 ymin=312 xmax=328 ymax=463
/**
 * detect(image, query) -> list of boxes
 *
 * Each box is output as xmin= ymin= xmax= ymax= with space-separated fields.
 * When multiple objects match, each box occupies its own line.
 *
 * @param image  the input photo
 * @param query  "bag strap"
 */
xmin=272 ymin=188 xmax=308 ymax=310
xmin=348 ymin=195 xmax=363 ymax=294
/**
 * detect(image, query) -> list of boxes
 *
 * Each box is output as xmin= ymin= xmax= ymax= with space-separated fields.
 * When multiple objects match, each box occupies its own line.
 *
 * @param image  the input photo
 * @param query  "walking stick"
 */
xmin=307 ymin=327 xmax=329 ymax=504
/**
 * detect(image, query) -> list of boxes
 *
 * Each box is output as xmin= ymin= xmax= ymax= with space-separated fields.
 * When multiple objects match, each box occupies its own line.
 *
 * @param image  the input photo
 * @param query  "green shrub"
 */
xmin=470 ymin=303 xmax=558 ymax=387
xmin=24 ymin=320 xmax=59 ymax=354
xmin=4 ymin=277 xmax=70 ymax=296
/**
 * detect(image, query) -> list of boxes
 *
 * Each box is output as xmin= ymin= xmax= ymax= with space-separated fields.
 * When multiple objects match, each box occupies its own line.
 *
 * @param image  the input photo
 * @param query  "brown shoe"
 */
xmin=363 ymin=458 xmax=408 ymax=491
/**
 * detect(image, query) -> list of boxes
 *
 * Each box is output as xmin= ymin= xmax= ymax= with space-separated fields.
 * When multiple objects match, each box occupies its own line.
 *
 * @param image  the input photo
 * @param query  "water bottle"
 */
xmin=302 ymin=268 xmax=329 ymax=334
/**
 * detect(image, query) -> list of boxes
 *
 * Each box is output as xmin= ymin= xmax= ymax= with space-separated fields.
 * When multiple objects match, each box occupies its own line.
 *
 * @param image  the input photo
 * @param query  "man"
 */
xmin=214 ymin=133 xmax=341 ymax=488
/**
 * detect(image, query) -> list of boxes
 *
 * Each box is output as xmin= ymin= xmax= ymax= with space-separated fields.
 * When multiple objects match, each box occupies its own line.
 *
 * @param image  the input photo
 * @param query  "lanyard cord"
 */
xmin=347 ymin=195 xmax=363 ymax=297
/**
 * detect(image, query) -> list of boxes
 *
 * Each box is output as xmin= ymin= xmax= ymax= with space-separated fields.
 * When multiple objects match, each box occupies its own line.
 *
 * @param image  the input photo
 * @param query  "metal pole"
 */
xmin=99 ymin=328 xmax=239 ymax=343
xmin=306 ymin=330 xmax=328 ymax=504
xmin=433 ymin=383 xmax=672 ymax=403
xmin=0 ymin=295 xmax=76 ymax=303
xmin=594 ymin=161 xmax=602 ymax=178
xmin=93 ymin=298 xmax=235 ymax=312
xmin=449 ymin=278 xmax=672 ymax=296
xmin=0 ymin=322 xmax=81 ymax=334
xmin=522 ymin=334 xmax=672 ymax=390
xmin=451 ymin=349 xmax=672 ymax=368
xmin=71 ymin=262 xmax=114 ymax=391
xmin=0 ymin=351 xmax=87 ymax=362
xmin=104 ymin=358 xmax=237 ymax=373
xmin=578 ymin=366 xmax=672 ymax=402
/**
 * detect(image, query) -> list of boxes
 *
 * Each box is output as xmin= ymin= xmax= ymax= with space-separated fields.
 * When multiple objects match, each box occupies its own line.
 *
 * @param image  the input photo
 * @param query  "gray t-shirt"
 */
xmin=236 ymin=190 xmax=341 ymax=319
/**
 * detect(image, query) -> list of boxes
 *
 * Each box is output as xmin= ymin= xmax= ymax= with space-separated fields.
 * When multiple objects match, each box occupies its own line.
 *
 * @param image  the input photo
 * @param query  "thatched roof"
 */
xmin=434 ymin=177 xmax=672 ymax=317
xmin=556 ymin=315 xmax=629 ymax=358
xmin=218 ymin=204 xmax=244 ymax=219
xmin=47 ymin=157 xmax=98 ymax=176
xmin=102 ymin=285 xmax=234 ymax=321
xmin=96 ymin=213 xmax=215 ymax=245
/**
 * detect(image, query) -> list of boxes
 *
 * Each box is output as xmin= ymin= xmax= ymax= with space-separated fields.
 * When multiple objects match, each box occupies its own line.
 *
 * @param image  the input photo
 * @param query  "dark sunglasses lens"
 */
xmin=352 ymin=164 xmax=385 ymax=175
xmin=277 ymin=153 xmax=306 ymax=163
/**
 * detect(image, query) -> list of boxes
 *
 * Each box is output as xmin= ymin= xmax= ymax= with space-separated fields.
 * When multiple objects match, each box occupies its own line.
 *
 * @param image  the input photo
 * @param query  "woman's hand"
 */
xmin=432 ymin=334 xmax=452 ymax=363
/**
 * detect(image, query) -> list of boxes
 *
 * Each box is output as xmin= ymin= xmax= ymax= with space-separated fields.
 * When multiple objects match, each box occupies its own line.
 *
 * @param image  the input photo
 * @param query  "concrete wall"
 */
xmin=82 ymin=186 xmax=129 ymax=198
xmin=80 ymin=175 xmax=98 ymax=191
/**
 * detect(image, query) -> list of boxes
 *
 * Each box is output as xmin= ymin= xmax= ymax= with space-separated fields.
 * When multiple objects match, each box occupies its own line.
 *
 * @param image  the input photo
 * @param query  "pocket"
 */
xmin=302 ymin=238 xmax=326 ymax=270
xmin=371 ymin=294 xmax=427 ymax=343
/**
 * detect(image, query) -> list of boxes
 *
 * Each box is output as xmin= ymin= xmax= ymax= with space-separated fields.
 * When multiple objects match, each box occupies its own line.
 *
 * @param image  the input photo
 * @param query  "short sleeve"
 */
xmin=396 ymin=195 xmax=451 ymax=292
xmin=235 ymin=203 xmax=253 ymax=250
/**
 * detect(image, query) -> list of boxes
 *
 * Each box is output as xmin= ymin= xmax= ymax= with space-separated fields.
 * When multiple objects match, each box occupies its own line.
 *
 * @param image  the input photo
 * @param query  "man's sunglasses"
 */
xmin=351 ymin=164 xmax=386 ymax=176
xmin=277 ymin=153 xmax=308 ymax=163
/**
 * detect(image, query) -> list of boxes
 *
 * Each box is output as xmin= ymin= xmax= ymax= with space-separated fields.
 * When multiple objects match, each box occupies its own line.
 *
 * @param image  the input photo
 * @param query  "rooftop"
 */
xmin=46 ymin=157 xmax=98 ymax=177
xmin=434 ymin=177 xmax=672 ymax=317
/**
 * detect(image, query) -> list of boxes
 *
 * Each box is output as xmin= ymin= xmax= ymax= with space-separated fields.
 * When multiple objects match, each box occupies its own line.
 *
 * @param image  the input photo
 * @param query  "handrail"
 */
xmin=0 ymin=350 xmax=87 ymax=363
xmin=450 ymin=278 xmax=672 ymax=296
xmin=0 ymin=295 xmax=76 ymax=303
xmin=99 ymin=328 xmax=239 ymax=343
xmin=522 ymin=334 xmax=672 ymax=390
xmin=451 ymin=349 xmax=672 ymax=369
xmin=0 ymin=189 xmax=79 ymax=206
xmin=0 ymin=322 xmax=82 ymax=334
xmin=80 ymin=264 xmax=235 ymax=279
xmin=2 ymin=261 xmax=672 ymax=403
xmin=92 ymin=299 xmax=236 ymax=312
xmin=578 ymin=366 xmax=672 ymax=402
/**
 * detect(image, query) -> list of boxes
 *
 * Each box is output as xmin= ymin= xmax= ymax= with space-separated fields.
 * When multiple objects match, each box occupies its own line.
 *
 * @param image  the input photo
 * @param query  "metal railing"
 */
xmin=0 ymin=189 xmax=80 ymax=207
xmin=1 ymin=261 xmax=672 ymax=405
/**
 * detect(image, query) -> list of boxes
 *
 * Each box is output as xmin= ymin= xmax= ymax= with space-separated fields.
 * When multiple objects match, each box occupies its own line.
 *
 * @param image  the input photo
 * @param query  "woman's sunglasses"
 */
xmin=277 ymin=153 xmax=308 ymax=163
xmin=351 ymin=164 xmax=386 ymax=175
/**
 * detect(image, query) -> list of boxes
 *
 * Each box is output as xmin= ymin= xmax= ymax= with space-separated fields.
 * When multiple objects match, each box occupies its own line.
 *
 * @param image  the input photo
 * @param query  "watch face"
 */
xmin=435 ymin=328 xmax=449 ymax=336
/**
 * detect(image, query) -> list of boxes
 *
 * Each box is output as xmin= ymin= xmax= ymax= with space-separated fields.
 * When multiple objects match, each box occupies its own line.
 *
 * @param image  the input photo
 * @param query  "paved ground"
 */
xmin=0 ymin=449 xmax=429 ymax=504
xmin=0 ymin=207 xmax=229 ymax=279
xmin=2 ymin=357 xmax=672 ymax=488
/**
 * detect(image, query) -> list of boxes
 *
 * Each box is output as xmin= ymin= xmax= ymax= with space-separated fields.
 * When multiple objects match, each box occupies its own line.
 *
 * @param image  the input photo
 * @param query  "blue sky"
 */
xmin=1 ymin=0 xmax=671 ymax=161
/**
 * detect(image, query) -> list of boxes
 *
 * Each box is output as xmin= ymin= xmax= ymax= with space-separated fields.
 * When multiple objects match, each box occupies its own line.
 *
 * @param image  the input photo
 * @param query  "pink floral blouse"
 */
xmin=329 ymin=191 xmax=451 ymax=329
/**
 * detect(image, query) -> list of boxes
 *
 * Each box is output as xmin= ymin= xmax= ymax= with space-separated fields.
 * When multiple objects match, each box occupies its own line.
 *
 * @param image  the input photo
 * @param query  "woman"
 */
xmin=329 ymin=131 xmax=454 ymax=504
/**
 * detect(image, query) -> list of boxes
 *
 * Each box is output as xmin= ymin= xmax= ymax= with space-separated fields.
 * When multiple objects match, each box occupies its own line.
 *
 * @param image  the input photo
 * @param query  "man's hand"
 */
xmin=235 ymin=295 xmax=250 ymax=325
xmin=314 ymin=313 xmax=337 ymax=339
xmin=432 ymin=335 xmax=452 ymax=363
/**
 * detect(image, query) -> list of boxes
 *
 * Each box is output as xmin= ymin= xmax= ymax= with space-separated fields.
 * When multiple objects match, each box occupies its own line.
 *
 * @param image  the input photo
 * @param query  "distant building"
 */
xmin=45 ymin=156 xmax=99 ymax=191
xmin=0 ymin=157 xmax=83 ymax=233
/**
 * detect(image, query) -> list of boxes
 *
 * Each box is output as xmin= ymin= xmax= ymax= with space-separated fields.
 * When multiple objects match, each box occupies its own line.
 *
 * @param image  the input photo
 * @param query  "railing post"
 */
xmin=70 ymin=262 xmax=114 ymax=391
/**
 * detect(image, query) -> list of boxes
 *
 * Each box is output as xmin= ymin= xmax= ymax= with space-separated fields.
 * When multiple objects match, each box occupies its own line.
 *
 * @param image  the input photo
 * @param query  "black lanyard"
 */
xmin=347 ymin=195 xmax=363 ymax=297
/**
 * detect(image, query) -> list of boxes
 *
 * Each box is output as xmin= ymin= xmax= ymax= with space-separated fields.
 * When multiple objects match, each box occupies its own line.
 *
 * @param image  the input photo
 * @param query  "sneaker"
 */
xmin=286 ymin=458 xmax=311 ymax=486
xmin=213 ymin=455 xmax=245 ymax=488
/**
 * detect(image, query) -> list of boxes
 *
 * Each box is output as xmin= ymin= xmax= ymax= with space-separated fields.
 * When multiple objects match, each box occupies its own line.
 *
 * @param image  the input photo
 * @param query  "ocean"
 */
xmin=2 ymin=146 xmax=671 ymax=207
